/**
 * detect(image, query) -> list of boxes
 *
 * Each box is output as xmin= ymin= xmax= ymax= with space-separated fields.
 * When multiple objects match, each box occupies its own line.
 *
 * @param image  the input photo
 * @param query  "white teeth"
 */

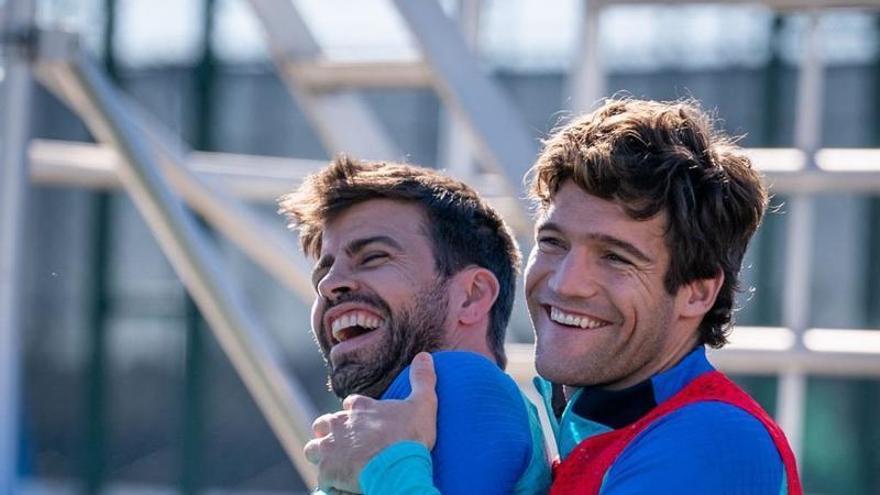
xmin=330 ymin=310 xmax=385 ymax=341
xmin=550 ymin=306 xmax=605 ymax=329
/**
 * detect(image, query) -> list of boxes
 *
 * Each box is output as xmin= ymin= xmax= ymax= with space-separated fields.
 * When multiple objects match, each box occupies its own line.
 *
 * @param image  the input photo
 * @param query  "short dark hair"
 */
xmin=279 ymin=155 xmax=520 ymax=367
xmin=529 ymin=98 xmax=768 ymax=348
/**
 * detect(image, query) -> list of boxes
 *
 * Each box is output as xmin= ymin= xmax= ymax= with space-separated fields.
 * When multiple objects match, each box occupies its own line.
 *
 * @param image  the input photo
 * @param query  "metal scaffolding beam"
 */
xmin=505 ymin=327 xmax=880 ymax=383
xmin=246 ymin=0 xmax=400 ymax=160
xmin=30 ymin=139 xmax=880 ymax=198
xmin=568 ymin=0 xmax=604 ymax=114
xmin=594 ymin=0 xmax=879 ymax=8
xmin=35 ymin=37 xmax=315 ymax=301
xmin=293 ymin=60 xmax=432 ymax=90
xmin=32 ymin=43 xmax=319 ymax=485
xmin=0 ymin=0 xmax=34 ymax=490
xmin=775 ymin=11 xmax=825 ymax=460
xmin=394 ymin=0 xmax=536 ymax=231
xmin=437 ymin=0 xmax=480 ymax=180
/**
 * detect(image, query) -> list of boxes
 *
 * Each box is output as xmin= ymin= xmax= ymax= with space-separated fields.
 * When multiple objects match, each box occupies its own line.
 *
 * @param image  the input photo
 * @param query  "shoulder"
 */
xmin=413 ymin=352 xmax=536 ymax=493
xmin=604 ymin=402 xmax=784 ymax=494
xmin=433 ymin=351 xmax=518 ymax=389
xmin=383 ymin=351 xmax=520 ymax=401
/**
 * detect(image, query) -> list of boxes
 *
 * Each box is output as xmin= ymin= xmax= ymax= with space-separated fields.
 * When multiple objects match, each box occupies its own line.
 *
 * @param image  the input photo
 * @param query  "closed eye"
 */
xmin=361 ymin=252 xmax=389 ymax=266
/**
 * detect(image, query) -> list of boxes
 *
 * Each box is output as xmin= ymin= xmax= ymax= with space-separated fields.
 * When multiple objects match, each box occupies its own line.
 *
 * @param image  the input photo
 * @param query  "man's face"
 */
xmin=310 ymin=199 xmax=450 ymax=398
xmin=524 ymin=180 xmax=681 ymax=390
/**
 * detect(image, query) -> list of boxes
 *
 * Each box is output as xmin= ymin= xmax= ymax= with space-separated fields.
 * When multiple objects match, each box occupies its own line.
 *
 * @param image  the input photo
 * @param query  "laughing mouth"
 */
xmin=329 ymin=310 xmax=385 ymax=344
xmin=548 ymin=306 xmax=609 ymax=329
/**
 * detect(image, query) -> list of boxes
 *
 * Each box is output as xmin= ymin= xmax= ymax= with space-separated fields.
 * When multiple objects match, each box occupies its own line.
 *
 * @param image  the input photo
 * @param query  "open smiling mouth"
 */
xmin=547 ymin=305 xmax=610 ymax=330
xmin=329 ymin=310 xmax=385 ymax=345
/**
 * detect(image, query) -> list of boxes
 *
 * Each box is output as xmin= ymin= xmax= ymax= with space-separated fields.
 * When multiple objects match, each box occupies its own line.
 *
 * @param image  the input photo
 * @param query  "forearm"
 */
xmin=359 ymin=441 xmax=440 ymax=495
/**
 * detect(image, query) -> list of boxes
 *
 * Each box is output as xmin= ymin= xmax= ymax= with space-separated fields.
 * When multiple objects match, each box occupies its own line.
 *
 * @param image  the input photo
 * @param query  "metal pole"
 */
xmin=777 ymin=10 xmax=825 ymax=460
xmin=0 ymin=0 xmax=34 ymax=491
xmin=247 ymin=0 xmax=400 ymax=160
xmin=438 ymin=0 xmax=479 ymax=178
xmin=753 ymin=14 xmax=785 ymax=322
xmin=181 ymin=1 xmax=216 ymax=490
xmin=35 ymin=44 xmax=316 ymax=302
xmin=83 ymin=2 xmax=118 ymax=491
xmin=866 ymin=14 xmax=880 ymax=330
xmin=58 ymin=53 xmax=319 ymax=485
xmin=568 ymin=0 xmax=604 ymax=114
xmin=393 ymin=0 xmax=536 ymax=231
xmin=794 ymin=11 xmax=824 ymax=164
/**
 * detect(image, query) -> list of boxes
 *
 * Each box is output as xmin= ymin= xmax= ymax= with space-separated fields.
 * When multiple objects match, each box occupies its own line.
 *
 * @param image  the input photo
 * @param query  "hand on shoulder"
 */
xmin=304 ymin=353 xmax=439 ymax=493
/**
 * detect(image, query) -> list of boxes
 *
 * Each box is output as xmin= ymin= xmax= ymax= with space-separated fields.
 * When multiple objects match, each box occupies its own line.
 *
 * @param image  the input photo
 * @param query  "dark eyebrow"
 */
xmin=594 ymin=234 xmax=653 ymax=264
xmin=345 ymin=235 xmax=404 ymax=257
xmin=311 ymin=235 xmax=404 ymax=287
xmin=537 ymin=221 xmax=653 ymax=264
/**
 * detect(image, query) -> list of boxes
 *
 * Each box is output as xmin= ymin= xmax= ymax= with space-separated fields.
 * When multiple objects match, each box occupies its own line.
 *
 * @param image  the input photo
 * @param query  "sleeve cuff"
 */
xmin=359 ymin=441 xmax=435 ymax=494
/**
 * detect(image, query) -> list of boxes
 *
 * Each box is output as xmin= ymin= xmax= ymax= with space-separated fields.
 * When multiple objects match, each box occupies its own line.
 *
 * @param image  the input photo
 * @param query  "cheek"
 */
xmin=523 ymin=251 xmax=545 ymax=295
xmin=310 ymin=299 xmax=323 ymax=336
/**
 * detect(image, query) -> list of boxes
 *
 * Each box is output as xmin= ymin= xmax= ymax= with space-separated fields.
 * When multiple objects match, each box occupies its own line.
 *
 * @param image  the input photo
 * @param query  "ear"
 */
xmin=450 ymin=266 xmax=500 ymax=326
xmin=677 ymin=270 xmax=724 ymax=319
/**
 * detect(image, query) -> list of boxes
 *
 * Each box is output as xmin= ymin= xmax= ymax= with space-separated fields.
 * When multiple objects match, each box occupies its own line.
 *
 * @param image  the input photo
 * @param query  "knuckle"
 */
xmin=330 ymin=411 xmax=350 ymax=424
xmin=312 ymin=413 xmax=332 ymax=429
xmin=345 ymin=394 xmax=371 ymax=410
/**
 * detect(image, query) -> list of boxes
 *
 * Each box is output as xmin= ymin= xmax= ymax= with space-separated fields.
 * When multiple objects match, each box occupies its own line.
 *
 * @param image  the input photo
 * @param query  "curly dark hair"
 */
xmin=279 ymin=155 xmax=521 ymax=367
xmin=529 ymin=98 xmax=768 ymax=348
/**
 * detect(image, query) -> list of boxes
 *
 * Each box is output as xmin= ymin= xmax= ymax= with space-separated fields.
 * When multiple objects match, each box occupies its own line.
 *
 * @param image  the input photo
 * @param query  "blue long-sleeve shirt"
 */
xmin=362 ymin=347 xmax=787 ymax=495
xmin=359 ymin=351 xmax=550 ymax=494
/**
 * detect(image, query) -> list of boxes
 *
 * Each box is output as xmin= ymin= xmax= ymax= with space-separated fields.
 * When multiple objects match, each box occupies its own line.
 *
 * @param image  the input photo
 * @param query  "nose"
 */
xmin=316 ymin=265 xmax=359 ymax=301
xmin=547 ymin=252 xmax=599 ymax=299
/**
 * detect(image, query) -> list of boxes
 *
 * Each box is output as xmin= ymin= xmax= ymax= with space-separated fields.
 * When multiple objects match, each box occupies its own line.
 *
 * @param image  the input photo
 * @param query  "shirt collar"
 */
xmin=536 ymin=346 xmax=714 ymax=430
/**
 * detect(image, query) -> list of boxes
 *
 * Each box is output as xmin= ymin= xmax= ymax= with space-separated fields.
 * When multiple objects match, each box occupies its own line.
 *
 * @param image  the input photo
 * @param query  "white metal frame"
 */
xmin=0 ymin=1 xmax=34 ymax=492
xmin=31 ymin=32 xmax=320 ymax=484
xmin=246 ymin=0 xmax=401 ymax=161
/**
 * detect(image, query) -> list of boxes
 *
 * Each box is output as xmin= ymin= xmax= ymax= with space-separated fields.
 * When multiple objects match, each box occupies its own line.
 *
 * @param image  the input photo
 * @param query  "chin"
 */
xmin=535 ymin=351 xmax=570 ymax=384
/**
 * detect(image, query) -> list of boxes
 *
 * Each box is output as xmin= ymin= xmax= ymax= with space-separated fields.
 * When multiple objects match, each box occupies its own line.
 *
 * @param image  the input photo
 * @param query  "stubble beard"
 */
xmin=536 ymin=297 xmax=675 ymax=389
xmin=323 ymin=280 xmax=448 ymax=399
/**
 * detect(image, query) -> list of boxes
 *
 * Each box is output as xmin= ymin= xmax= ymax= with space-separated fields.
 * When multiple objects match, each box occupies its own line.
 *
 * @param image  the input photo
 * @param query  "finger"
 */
xmin=342 ymin=393 xmax=375 ymax=411
xmin=316 ymin=467 xmax=333 ymax=493
xmin=407 ymin=352 xmax=437 ymax=402
xmin=303 ymin=437 xmax=324 ymax=465
xmin=312 ymin=414 xmax=332 ymax=438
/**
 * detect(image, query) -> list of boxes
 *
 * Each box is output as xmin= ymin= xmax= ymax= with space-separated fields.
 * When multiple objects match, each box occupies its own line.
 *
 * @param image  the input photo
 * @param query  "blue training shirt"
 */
xmin=362 ymin=350 xmax=550 ymax=495
xmin=536 ymin=346 xmax=786 ymax=494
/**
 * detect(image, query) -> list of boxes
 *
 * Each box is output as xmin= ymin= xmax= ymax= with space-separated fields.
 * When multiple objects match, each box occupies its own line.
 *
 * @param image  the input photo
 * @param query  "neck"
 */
xmin=445 ymin=323 xmax=497 ymax=365
xmin=612 ymin=335 xmax=699 ymax=391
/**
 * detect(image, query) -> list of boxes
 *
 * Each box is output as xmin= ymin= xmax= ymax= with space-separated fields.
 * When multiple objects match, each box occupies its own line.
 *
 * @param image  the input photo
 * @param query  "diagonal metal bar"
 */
xmin=246 ymin=0 xmax=400 ymax=160
xmin=33 ymin=47 xmax=318 ymax=486
xmin=35 ymin=32 xmax=315 ymax=302
xmin=392 ymin=0 xmax=535 ymax=229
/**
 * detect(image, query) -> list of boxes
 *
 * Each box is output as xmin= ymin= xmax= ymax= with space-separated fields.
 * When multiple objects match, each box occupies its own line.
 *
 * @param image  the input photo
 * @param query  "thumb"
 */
xmin=406 ymin=352 xmax=437 ymax=403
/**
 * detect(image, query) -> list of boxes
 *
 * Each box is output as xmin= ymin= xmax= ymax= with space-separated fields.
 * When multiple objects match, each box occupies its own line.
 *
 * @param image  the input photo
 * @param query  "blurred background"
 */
xmin=2 ymin=0 xmax=880 ymax=493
